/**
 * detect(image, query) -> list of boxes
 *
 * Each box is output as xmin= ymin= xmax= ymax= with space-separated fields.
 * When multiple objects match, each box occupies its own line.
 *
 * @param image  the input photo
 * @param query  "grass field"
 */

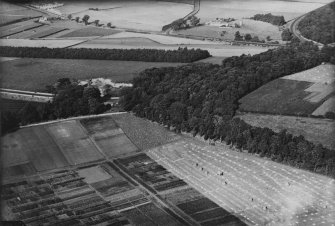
xmin=237 ymin=112 xmax=335 ymax=150
xmin=1 ymin=58 xmax=184 ymax=91
xmin=59 ymin=27 xmax=122 ymax=38
xmin=0 ymin=39 xmax=84 ymax=48
xmin=239 ymin=78 xmax=317 ymax=116
xmin=174 ymin=19 xmax=282 ymax=42
xmin=58 ymin=1 xmax=193 ymax=31
xmin=0 ymin=20 xmax=43 ymax=38
xmin=312 ymin=95 xmax=335 ymax=116
xmin=239 ymin=64 xmax=335 ymax=116
xmin=8 ymin=25 xmax=68 ymax=39
xmin=147 ymin=138 xmax=335 ymax=225
xmin=0 ymin=2 xmax=44 ymax=25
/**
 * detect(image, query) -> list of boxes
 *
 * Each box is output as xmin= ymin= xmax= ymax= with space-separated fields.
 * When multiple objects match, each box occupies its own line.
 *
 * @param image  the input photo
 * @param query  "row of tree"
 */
xmin=250 ymin=13 xmax=286 ymax=26
xmin=1 ymin=78 xmax=110 ymax=135
xmin=120 ymin=42 xmax=335 ymax=178
xmin=0 ymin=46 xmax=210 ymax=63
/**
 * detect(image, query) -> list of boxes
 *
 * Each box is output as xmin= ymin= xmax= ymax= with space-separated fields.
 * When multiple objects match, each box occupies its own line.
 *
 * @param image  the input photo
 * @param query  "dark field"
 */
xmin=1 ymin=58 xmax=184 ymax=91
xmin=239 ymin=78 xmax=318 ymax=116
xmin=1 ymin=98 xmax=31 ymax=113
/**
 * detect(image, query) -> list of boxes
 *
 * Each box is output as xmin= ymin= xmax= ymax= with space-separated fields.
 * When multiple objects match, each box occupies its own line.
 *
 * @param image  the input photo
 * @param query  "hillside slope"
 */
xmin=298 ymin=1 xmax=335 ymax=44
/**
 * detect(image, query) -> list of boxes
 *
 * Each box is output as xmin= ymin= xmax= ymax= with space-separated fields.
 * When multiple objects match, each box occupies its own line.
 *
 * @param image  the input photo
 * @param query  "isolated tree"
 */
xmin=82 ymin=15 xmax=90 ymax=25
xmin=190 ymin=16 xmax=200 ymax=27
xmin=67 ymin=14 xmax=72 ymax=20
xmin=266 ymin=35 xmax=272 ymax=41
xmin=234 ymin=31 xmax=243 ymax=41
xmin=244 ymin=33 xmax=252 ymax=41
xmin=107 ymin=22 xmax=112 ymax=28
xmin=75 ymin=16 xmax=80 ymax=22
xmin=94 ymin=20 xmax=100 ymax=26
xmin=251 ymin=35 xmax=260 ymax=42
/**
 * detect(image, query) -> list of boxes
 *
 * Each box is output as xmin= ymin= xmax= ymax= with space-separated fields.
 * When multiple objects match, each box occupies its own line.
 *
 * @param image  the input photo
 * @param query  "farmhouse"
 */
xmin=206 ymin=18 xmax=243 ymax=28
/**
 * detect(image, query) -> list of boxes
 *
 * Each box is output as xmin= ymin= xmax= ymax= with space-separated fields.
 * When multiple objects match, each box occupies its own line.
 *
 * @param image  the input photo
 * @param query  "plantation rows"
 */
xmin=148 ymin=140 xmax=335 ymax=225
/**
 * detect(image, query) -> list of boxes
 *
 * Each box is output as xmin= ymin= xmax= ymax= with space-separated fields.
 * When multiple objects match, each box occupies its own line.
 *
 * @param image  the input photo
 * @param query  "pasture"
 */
xmin=147 ymin=138 xmax=335 ymax=226
xmin=174 ymin=19 xmax=283 ymax=42
xmin=239 ymin=64 xmax=335 ymax=116
xmin=0 ymin=39 xmax=85 ymax=48
xmin=239 ymin=78 xmax=317 ymax=115
xmin=58 ymin=1 xmax=193 ymax=31
xmin=237 ymin=112 xmax=335 ymax=150
xmin=1 ymin=58 xmax=184 ymax=91
xmin=59 ymin=27 xmax=122 ymax=38
xmin=0 ymin=2 xmax=44 ymax=25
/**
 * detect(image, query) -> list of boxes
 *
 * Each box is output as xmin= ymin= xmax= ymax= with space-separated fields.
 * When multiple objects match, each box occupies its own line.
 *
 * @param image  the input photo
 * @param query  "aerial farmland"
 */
xmin=1 ymin=0 xmax=335 ymax=225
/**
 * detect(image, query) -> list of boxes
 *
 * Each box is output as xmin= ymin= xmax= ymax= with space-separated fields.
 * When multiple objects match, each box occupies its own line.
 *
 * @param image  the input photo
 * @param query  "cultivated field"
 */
xmin=59 ymin=27 xmax=122 ymax=38
xmin=313 ymin=95 xmax=335 ymax=116
xmin=237 ymin=113 xmax=335 ymax=150
xmin=58 ymin=1 xmax=193 ymax=31
xmin=1 ymin=58 xmax=184 ymax=91
xmin=7 ymin=25 xmax=68 ymax=39
xmin=0 ymin=39 xmax=85 ymax=48
xmin=112 ymin=113 xmax=181 ymax=151
xmin=0 ymin=20 xmax=43 ymax=38
xmin=72 ymin=39 xmax=270 ymax=57
xmin=0 ymin=2 xmax=44 ymax=25
xmin=147 ymin=138 xmax=335 ymax=226
xmin=174 ymin=19 xmax=283 ymax=42
xmin=239 ymin=64 xmax=335 ymax=116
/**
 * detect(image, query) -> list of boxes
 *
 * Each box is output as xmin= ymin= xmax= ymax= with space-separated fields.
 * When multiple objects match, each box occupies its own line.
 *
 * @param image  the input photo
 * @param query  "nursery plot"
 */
xmin=45 ymin=120 xmax=103 ymax=165
xmin=112 ymin=113 xmax=180 ymax=151
xmin=147 ymin=138 xmax=335 ymax=225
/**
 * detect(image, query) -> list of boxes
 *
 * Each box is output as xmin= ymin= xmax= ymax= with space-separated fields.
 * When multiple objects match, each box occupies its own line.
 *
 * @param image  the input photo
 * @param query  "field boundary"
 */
xmin=20 ymin=112 xmax=127 ymax=128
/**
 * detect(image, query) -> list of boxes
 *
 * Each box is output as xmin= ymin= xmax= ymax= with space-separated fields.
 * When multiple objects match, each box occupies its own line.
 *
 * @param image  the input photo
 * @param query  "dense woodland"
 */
xmin=250 ymin=13 xmax=286 ymax=26
xmin=0 ymin=46 xmax=210 ymax=63
xmin=298 ymin=1 xmax=335 ymax=44
xmin=120 ymin=42 xmax=335 ymax=178
xmin=1 ymin=78 xmax=110 ymax=135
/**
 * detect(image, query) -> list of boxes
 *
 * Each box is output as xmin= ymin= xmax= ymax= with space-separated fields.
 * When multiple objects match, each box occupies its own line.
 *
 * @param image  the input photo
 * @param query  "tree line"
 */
xmin=1 ymin=78 xmax=110 ymax=135
xmin=0 ymin=46 xmax=210 ymax=63
xmin=120 ymin=42 xmax=335 ymax=178
xmin=250 ymin=13 xmax=286 ymax=26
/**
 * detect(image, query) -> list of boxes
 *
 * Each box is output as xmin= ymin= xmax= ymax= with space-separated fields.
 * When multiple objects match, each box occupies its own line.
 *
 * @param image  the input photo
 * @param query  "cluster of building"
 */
xmin=30 ymin=2 xmax=64 ymax=10
xmin=206 ymin=18 xmax=243 ymax=28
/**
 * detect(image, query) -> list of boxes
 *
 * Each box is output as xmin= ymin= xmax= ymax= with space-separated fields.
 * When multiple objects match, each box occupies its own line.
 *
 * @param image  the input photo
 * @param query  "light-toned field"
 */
xmin=0 ymin=38 xmax=85 ymax=48
xmin=72 ymin=39 xmax=271 ymax=57
xmin=103 ymin=31 xmax=218 ymax=45
xmin=147 ymin=138 xmax=335 ymax=226
xmin=175 ymin=19 xmax=283 ymax=42
xmin=312 ymin=95 xmax=335 ymax=116
xmin=237 ymin=113 xmax=335 ymax=150
xmin=77 ymin=165 xmax=112 ymax=184
xmin=197 ymin=0 xmax=333 ymax=22
xmin=59 ymin=26 xmax=121 ymax=38
xmin=96 ymin=134 xmax=139 ymax=158
xmin=58 ymin=1 xmax=192 ymax=31
xmin=1 ymin=58 xmax=184 ymax=91
xmin=45 ymin=120 xmax=104 ymax=165
xmin=0 ymin=2 xmax=44 ymax=25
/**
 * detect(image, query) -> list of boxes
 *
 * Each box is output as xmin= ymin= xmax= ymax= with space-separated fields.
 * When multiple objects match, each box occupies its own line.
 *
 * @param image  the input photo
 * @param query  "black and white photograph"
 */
xmin=0 ymin=0 xmax=334 ymax=225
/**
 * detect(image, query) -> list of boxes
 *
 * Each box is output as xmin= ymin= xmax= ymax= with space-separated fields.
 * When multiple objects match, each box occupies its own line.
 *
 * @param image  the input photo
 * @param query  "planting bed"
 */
xmin=112 ymin=113 xmax=180 ymax=151
xmin=147 ymin=138 xmax=335 ymax=225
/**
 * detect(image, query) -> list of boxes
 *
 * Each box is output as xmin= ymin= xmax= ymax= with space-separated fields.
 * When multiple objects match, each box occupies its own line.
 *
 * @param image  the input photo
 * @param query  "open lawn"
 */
xmin=237 ymin=112 xmax=335 ymax=150
xmin=147 ymin=138 xmax=335 ymax=225
xmin=0 ymin=58 xmax=184 ymax=91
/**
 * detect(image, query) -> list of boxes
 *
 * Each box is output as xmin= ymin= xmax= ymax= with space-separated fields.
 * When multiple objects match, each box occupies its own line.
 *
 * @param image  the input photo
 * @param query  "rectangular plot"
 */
xmin=45 ymin=121 xmax=103 ymax=165
xmin=27 ymin=27 xmax=68 ymax=38
xmin=18 ymin=127 xmax=69 ymax=171
xmin=137 ymin=203 xmax=183 ymax=226
xmin=80 ymin=116 xmax=118 ymax=135
xmin=177 ymin=198 xmax=219 ymax=215
xmin=201 ymin=215 xmax=245 ymax=226
xmin=77 ymin=166 xmax=112 ymax=184
xmin=191 ymin=208 xmax=230 ymax=222
xmin=3 ymin=162 xmax=36 ymax=178
xmin=122 ymin=207 xmax=156 ymax=226
xmin=96 ymin=134 xmax=139 ymax=158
